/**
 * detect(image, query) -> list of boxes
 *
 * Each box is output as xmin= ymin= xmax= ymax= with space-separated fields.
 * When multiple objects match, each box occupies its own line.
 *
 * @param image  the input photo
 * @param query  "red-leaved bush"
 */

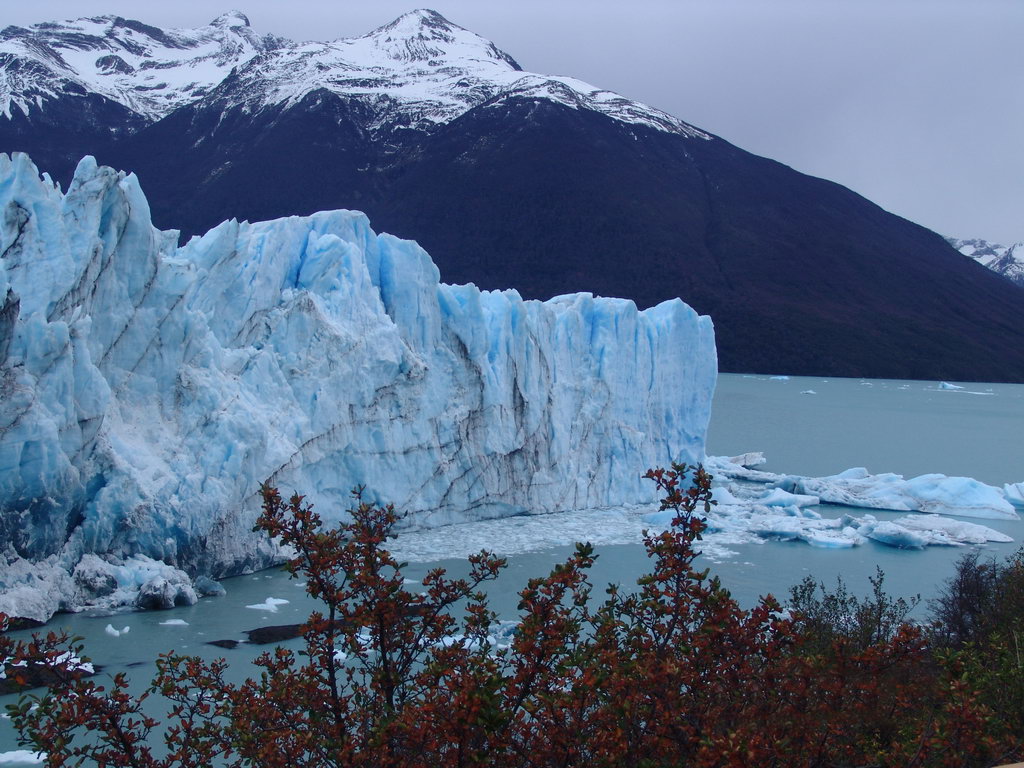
xmin=3 ymin=464 xmax=1023 ymax=766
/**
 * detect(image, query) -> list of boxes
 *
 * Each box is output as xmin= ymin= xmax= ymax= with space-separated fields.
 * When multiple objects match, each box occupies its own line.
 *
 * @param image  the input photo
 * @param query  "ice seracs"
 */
xmin=0 ymin=152 xmax=717 ymax=622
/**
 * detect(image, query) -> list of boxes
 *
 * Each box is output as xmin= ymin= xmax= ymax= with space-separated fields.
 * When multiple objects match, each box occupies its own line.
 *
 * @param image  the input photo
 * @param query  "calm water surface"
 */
xmin=2 ymin=373 xmax=1022 ymax=756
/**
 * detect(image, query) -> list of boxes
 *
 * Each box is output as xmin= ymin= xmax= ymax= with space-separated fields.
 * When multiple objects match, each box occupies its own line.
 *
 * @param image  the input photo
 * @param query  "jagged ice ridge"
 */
xmin=0 ymin=152 xmax=716 ymax=622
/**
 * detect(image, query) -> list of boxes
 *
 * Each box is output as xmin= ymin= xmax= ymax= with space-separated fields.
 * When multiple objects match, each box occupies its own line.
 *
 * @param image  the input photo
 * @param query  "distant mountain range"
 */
xmin=3 ymin=9 xmax=1024 ymax=381
xmin=947 ymin=237 xmax=1024 ymax=289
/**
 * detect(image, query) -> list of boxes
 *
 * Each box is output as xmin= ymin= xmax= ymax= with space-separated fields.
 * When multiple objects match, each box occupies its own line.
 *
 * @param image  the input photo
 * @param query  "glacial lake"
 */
xmin=2 ymin=372 xmax=1022 ymax=757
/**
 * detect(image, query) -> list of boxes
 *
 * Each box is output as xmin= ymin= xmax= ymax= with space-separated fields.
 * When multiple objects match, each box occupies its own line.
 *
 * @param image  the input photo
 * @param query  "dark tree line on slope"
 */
xmin=3 ymin=465 xmax=1024 ymax=767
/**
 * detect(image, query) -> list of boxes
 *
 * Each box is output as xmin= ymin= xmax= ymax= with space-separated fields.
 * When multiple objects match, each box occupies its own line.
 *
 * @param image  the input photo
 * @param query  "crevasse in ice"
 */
xmin=0 ymin=153 xmax=717 ymax=621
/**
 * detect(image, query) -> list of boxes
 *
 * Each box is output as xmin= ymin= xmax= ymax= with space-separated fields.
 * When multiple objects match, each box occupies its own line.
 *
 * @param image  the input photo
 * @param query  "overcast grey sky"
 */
xmin=7 ymin=0 xmax=1022 ymax=243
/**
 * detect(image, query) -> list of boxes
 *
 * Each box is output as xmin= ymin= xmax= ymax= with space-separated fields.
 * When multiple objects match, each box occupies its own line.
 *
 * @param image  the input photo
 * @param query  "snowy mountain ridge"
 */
xmin=0 ymin=11 xmax=281 ymax=121
xmin=947 ymin=237 xmax=1024 ymax=288
xmin=0 ymin=9 xmax=708 ymax=138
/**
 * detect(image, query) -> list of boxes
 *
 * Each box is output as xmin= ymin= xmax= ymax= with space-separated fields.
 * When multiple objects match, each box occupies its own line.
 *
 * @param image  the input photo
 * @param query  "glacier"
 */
xmin=0 ymin=153 xmax=717 ymax=622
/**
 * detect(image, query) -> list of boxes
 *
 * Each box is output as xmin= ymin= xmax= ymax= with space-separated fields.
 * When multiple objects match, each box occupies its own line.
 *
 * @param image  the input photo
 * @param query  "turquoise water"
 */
xmin=2 ymin=373 xmax=1022 ymax=757
xmin=708 ymin=374 xmax=1021 ymax=485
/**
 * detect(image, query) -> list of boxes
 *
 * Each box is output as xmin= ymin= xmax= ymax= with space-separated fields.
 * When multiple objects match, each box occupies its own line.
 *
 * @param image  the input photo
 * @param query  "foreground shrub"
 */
xmin=787 ymin=567 xmax=919 ymax=654
xmin=2 ymin=466 xmax=1022 ymax=766
xmin=927 ymin=548 xmax=1024 ymax=758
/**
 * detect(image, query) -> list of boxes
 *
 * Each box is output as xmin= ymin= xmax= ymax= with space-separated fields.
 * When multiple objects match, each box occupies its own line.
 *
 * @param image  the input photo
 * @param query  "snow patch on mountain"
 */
xmin=0 ymin=12 xmax=283 ymax=120
xmin=0 ymin=152 xmax=716 ymax=622
xmin=0 ymin=9 xmax=709 ymax=139
xmin=948 ymin=236 xmax=1024 ymax=288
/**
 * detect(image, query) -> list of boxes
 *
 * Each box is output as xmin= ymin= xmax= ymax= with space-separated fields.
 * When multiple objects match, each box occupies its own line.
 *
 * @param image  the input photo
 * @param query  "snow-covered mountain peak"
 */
xmin=207 ymin=9 xmax=706 ymax=137
xmin=948 ymin=236 xmax=1024 ymax=288
xmin=353 ymin=9 xmax=522 ymax=70
xmin=0 ymin=9 xmax=708 ymax=139
xmin=0 ymin=12 xmax=279 ymax=120
xmin=210 ymin=10 xmax=252 ymax=29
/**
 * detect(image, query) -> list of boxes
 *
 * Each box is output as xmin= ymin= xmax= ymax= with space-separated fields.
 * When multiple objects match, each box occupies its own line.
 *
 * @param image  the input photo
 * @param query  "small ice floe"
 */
xmin=245 ymin=597 xmax=289 ymax=613
xmin=891 ymin=515 xmax=1011 ymax=545
xmin=0 ymin=750 xmax=47 ymax=765
xmin=403 ymin=578 xmax=420 ymax=585
xmin=861 ymin=520 xmax=931 ymax=549
xmin=52 ymin=652 xmax=94 ymax=675
xmin=800 ymin=390 xmax=817 ymax=395
xmin=194 ymin=576 xmax=226 ymax=597
xmin=104 ymin=624 xmax=130 ymax=637
xmin=1 ymin=654 xmax=92 ymax=685
xmin=938 ymin=381 xmax=964 ymax=390
xmin=435 ymin=623 xmax=519 ymax=651
xmin=159 ymin=619 xmax=189 ymax=626
xmin=727 ymin=452 xmax=766 ymax=469
xmin=769 ymin=375 xmax=790 ymax=381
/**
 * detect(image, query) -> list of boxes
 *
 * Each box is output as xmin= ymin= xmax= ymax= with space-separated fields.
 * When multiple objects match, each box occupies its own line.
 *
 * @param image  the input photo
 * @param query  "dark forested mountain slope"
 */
xmin=3 ymin=9 xmax=1023 ymax=380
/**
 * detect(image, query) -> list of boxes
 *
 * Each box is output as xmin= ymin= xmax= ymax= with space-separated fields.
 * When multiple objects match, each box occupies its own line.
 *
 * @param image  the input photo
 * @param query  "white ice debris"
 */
xmin=245 ymin=598 xmax=290 ymax=613
xmin=0 ymin=751 xmax=47 ymax=765
xmin=691 ymin=456 xmax=1019 ymax=551
xmin=104 ymin=624 xmax=130 ymax=637
xmin=938 ymin=381 xmax=965 ymax=390
xmin=0 ymin=153 xmax=716 ymax=622
xmin=768 ymin=469 xmax=1018 ymax=520
xmin=159 ymin=619 xmax=190 ymax=626
xmin=726 ymin=452 xmax=766 ymax=469
xmin=800 ymin=390 xmax=817 ymax=395
xmin=891 ymin=515 xmax=1011 ymax=545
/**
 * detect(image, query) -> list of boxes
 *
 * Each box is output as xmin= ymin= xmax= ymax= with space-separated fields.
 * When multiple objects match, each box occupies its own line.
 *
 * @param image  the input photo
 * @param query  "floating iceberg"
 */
xmin=0 ymin=153 xmax=716 ymax=622
xmin=890 ymin=515 xmax=1012 ymax=545
xmin=766 ymin=468 xmax=1018 ymax=520
xmin=686 ymin=457 xmax=1018 ymax=551
xmin=245 ymin=597 xmax=289 ymax=613
xmin=726 ymin=452 xmax=766 ymax=469
xmin=0 ymin=750 xmax=46 ymax=765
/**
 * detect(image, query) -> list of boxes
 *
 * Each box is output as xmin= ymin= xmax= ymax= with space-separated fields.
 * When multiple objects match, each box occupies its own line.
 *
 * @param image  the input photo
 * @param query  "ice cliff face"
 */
xmin=0 ymin=153 xmax=716 ymax=622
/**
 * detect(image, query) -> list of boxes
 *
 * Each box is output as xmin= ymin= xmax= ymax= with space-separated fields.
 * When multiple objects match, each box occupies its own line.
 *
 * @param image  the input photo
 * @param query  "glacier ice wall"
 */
xmin=0 ymin=153 xmax=717 ymax=621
